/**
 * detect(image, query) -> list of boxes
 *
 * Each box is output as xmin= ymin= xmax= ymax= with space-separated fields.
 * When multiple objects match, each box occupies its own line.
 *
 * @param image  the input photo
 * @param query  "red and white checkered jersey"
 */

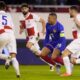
xmin=24 ymin=12 xmax=40 ymax=37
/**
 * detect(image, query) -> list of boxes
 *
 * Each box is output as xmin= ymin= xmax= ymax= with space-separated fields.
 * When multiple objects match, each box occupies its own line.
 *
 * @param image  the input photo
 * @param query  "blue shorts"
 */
xmin=45 ymin=40 xmax=66 ymax=53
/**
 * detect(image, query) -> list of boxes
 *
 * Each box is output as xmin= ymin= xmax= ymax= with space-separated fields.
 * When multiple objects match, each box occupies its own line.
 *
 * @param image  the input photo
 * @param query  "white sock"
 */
xmin=30 ymin=44 xmax=41 ymax=54
xmin=70 ymin=63 xmax=74 ymax=73
xmin=63 ymin=56 xmax=72 ymax=74
xmin=76 ymin=59 xmax=80 ymax=64
xmin=11 ymin=58 xmax=20 ymax=75
xmin=0 ymin=54 xmax=8 ymax=60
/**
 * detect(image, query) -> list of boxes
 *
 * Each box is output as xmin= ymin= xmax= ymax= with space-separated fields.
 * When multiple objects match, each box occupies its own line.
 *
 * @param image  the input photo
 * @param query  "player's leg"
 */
xmin=51 ymin=48 xmax=63 ymax=74
xmin=51 ymin=41 xmax=66 ymax=65
xmin=10 ymin=53 xmax=20 ymax=77
xmin=7 ymin=35 xmax=20 ymax=78
xmin=61 ymin=49 xmax=72 ymax=76
xmin=3 ymin=48 xmax=9 ymax=56
xmin=0 ymin=33 xmax=11 ymax=60
xmin=61 ymin=39 xmax=79 ymax=76
xmin=3 ymin=48 xmax=11 ymax=68
xmin=71 ymin=52 xmax=80 ymax=64
xmin=40 ymin=47 xmax=55 ymax=64
xmin=26 ymin=37 xmax=56 ymax=67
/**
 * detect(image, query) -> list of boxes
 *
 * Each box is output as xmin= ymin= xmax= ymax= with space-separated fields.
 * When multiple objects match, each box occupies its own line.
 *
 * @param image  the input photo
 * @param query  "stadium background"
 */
xmin=0 ymin=0 xmax=79 ymax=65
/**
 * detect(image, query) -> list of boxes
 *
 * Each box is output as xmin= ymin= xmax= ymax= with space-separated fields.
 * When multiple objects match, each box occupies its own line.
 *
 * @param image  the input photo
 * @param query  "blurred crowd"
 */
xmin=1 ymin=0 xmax=80 ymax=5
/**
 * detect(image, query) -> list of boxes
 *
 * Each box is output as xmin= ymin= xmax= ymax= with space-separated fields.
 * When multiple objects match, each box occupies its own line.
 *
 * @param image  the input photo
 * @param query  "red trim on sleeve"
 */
xmin=72 ymin=30 xmax=77 ymax=39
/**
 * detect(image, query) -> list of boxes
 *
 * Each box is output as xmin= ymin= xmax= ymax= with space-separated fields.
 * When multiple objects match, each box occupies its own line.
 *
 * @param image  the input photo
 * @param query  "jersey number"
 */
xmin=2 ymin=16 xmax=7 ymax=25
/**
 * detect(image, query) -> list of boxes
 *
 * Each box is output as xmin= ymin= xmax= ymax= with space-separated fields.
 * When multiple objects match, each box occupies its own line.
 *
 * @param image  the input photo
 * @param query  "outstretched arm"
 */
xmin=19 ymin=20 xmax=25 ymax=34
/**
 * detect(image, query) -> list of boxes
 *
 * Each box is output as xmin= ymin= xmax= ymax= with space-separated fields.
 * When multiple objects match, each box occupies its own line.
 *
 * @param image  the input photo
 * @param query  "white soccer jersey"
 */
xmin=66 ymin=14 xmax=80 ymax=57
xmin=0 ymin=11 xmax=14 ymax=34
xmin=0 ymin=11 xmax=17 ymax=54
xmin=74 ymin=14 xmax=80 ymax=38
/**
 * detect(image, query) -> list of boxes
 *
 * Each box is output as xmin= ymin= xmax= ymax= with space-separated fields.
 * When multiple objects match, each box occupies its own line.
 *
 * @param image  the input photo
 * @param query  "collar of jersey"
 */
xmin=0 ymin=10 xmax=5 ymax=13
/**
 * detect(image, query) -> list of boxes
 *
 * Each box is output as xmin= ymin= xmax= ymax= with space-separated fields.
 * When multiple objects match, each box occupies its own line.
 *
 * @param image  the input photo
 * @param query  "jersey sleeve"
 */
xmin=8 ymin=13 xmax=15 ymax=30
xmin=59 ymin=24 xmax=65 ymax=38
xmin=44 ymin=23 xmax=50 ymax=45
xmin=76 ymin=14 xmax=80 ymax=22
xmin=33 ymin=13 xmax=41 ymax=22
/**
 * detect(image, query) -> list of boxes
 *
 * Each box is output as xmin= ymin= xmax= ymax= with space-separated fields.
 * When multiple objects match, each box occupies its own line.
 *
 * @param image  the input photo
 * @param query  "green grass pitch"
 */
xmin=0 ymin=65 xmax=80 ymax=80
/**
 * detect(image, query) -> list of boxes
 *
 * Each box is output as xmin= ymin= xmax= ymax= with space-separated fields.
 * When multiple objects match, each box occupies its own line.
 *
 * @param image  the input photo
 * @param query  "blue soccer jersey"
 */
xmin=44 ymin=21 xmax=66 ymax=53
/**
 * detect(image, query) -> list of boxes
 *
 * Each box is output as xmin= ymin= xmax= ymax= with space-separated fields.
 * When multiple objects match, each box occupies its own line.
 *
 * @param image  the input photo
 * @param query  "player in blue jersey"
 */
xmin=36 ymin=12 xmax=66 ymax=73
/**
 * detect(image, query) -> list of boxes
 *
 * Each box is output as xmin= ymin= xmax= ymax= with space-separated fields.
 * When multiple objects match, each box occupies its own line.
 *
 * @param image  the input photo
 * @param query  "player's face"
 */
xmin=69 ymin=9 xmax=76 ymax=18
xmin=48 ymin=15 xmax=57 ymax=25
xmin=21 ymin=7 xmax=29 ymax=16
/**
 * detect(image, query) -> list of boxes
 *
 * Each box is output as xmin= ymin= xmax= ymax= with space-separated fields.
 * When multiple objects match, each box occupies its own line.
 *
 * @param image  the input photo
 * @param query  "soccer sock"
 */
xmin=76 ymin=59 xmax=80 ymax=64
xmin=30 ymin=45 xmax=40 ymax=54
xmin=41 ymin=56 xmax=55 ymax=65
xmin=63 ymin=56 xmax=72 ymax=74
xmin=0 ymin=54 xmax=9 ymax=60
xmin=11 ymin=58 xmax=20 ymax=75
xmin=70 ymin=63 xmax=74 ymax=73
xmin=54 ymin=56 xmax=64 ymax=65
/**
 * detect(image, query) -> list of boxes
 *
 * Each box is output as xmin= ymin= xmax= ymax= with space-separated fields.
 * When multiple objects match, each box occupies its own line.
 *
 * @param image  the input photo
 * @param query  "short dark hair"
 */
xmin=49 ymin=12 xmax=57 ymax=18
xmin=0 ymin=1 xmax=6 ymax=10
xmin=21 ymin=3 xmax=29 ymax=9
xmin=70 ymin=6 xmax=79 ymax=12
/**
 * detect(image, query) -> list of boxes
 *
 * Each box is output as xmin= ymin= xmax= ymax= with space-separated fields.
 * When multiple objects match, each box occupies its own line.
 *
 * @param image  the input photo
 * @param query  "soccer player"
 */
xmin=0 ymin=1 xmax=20 ymax=77
xmin=36 ymin=12 xmax=66 ymax=72
xmin=20 ymin=3 xmax=64 ymax=72
xmin=61 ymin=6 xmax=80 ymax=76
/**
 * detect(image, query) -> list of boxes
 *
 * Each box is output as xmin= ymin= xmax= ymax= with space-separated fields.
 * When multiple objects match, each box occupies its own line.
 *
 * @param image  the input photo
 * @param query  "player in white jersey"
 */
xmin=61 ymin=6 xmax=80 ymax=76
xmin=20 ymin=3 xmax=45 ymax=54
xmin=0 ymin=1 xmax=20 ymax=78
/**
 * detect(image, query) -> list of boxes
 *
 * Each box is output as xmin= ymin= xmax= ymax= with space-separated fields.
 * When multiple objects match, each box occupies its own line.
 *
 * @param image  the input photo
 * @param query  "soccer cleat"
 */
xmin=60 ymin=73 xmax=71 ymax=77
xmin=5 ymin=56 xmax=11 ymax=70
xmin=5 ymin=63 xmax=10 ymax=70
xmin=55 ymin=64 xmax=61 ymax=75
xmin=50 ymin=66 xmax=54 ymax=72
xmin=16 ymin=75 xmax=20 ymax=78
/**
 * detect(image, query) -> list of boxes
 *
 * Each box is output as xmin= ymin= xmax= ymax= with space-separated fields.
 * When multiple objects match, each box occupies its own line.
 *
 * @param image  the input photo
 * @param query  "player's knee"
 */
xmin=40 ymin=48 xmax=50 ymax=57
xmin=51 ymin=55 xmax=57 ymax=60
xmin=40 ymin=52 xmax=46 ymax=57
xmin=26 ymin=42 xmax=33 ymax=49
xmin=62 ymin=49 xmax=70 ymax=57
xmin=10 ymin=53 xmax=16 ymax=58
xmin=71 ymin=58 xmax=76 ymax=64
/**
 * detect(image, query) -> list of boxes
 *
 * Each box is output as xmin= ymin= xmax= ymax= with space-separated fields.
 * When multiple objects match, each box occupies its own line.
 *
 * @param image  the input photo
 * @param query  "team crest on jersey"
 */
xmin=53 ymin=30 xmax=56 ymax=33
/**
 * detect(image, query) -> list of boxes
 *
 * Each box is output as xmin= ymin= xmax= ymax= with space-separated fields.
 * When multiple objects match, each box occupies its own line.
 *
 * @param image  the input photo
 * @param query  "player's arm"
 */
xmin=33 ymin=14 xmax=46 ymax=35
xmin=39 ymin=18 xmax=46 ymax=35
xmin=74 ymin=17 xmax=80 ymax=29
xmin=72 ymin=27 xmax=77 ymax=39
xmin=58 ymin=25 xmax=65 ymax=42
xmin=19 ymin=20 xmax=26 ymax=34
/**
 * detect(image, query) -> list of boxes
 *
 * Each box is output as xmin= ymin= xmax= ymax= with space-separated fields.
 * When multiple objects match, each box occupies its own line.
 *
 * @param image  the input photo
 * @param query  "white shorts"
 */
xmin=0 ymin=33 xmax=17 ymax=54
xmin=28 ymin=35 xmax=40 ymax=50
xmin=28 ymin=36 xmax=39 ymax=44
xmin=0 ymin=33 xmax=10 ymax=53
xmin=6 ymin=33 xmax=17 ymax=54
xmin=66 ymin=38 xmax=80 ymax=58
